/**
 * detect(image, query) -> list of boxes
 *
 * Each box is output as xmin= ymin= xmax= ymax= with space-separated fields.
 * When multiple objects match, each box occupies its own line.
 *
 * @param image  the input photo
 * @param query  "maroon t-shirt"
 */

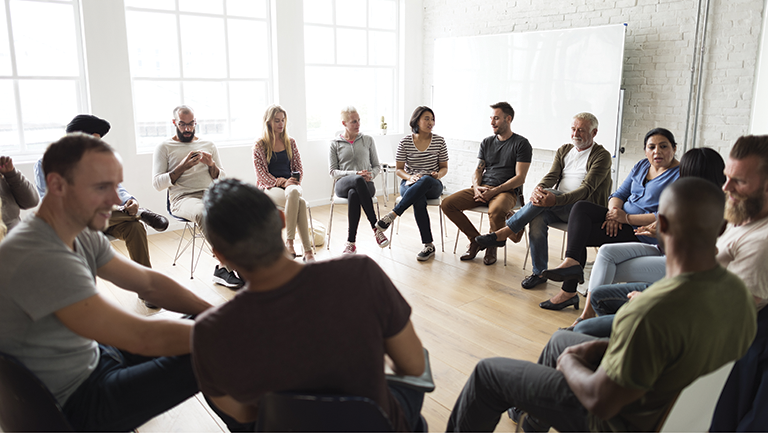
xmin=192 ymin=255 xmax=412 ymax=431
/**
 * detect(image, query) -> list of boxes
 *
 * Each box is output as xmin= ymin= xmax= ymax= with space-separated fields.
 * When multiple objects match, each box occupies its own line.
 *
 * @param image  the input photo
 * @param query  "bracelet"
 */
xmin=625 ymin=213 xmax=631 ymax=225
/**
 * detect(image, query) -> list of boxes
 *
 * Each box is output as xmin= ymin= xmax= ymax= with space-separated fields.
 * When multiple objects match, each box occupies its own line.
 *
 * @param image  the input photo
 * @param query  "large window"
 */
xmin=0 ymin=0 xmax=87 ymax=159
xmin=125 ymin=0 xmax=272 ymax=153
xmin=303 ymin=0 xmax=399 ymax=139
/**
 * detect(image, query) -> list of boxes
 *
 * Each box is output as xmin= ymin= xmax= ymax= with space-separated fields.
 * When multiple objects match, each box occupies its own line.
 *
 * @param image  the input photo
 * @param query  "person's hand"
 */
xmin=634 ymin=221 xmax=657 ymax=238
xmin=531 ymin=187 xmax=556 ymax=207
xmin=557 ymin=339 xmax=609 ymax=371
xmin=357 ymin=170 xmax=372 ymax=182
xmin=601 ymin=219 xmax=623 ymax=237
xmin=605 ymin=207 xmax=628 ymax=223
xmin=182 ymin=151 xmax=202 ymax=170
xmin=199 ymin=151 xmax=214 ymax=167
xmin=479 ymin=187 xmax=497 ymax=202
xmin=123 ymin=199 xmax=139 ymax=216
xmin=430 ymin=170 xmax=440 ymax=179
xmin=285 ymin=177 xmax=300 ymax=187
xmin=274 ymin=177 xmax=287 ymax=188
xmin=473 ymin=186 xmax=489 ymax=203
xmin=0 ymin=156 xmax=14 ymax=175
xmin=626 ymin=291 xmax=644 ymax=301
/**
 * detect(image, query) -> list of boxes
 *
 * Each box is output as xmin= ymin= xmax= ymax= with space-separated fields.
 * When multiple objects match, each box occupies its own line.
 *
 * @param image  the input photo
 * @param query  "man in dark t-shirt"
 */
xmin=442 ymin=102 xmax=532 ymax=265
xmin=191 ymin=179 xmax=426 ymax=431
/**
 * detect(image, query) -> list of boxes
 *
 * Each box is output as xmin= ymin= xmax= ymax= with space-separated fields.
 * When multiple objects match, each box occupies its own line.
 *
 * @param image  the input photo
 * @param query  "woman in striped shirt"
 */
xmin=376 ymin=106 xmax=448 ymax=261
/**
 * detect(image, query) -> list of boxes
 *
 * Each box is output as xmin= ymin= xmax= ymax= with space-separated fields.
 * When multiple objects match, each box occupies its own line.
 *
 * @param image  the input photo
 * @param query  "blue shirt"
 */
xmin=33 ymin=158 xmax=134 ymax=205
xmin=610 ymin=158 xmax=680 ymax=243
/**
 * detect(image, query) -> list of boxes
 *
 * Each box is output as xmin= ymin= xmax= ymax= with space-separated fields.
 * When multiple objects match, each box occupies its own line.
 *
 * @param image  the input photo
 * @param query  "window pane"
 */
xmin=336 ymin=0 xmax=365 ymax=27
xmin=303 ymin=0 xmax=332 ymax=25
xmin=0 ymin=3 xmax=12 ymax=75
xmin=125 ymin=0 xmax=175 ymax=11
xmin=228 ymin=19 xmax=268 ymax=79
xmin=0 ymin=81 xmax=19 ymax=151
xmin=227 ymin=0 xmax=266 ymax=18
xmin=126 ymin=11 xmax=180 ymax=78
xmin=133 ymin=81 xmax=181 ymax=153
xmin=11 ymin=0 xmax=78 ymax=77
xmin=180 ymin=16 xmax=226 ymax=78
xmin=369 ymin=30 xmax=395 ymax=66
xmin=304 ymin=26 xmax=334 ymax=64
xmin=18 ymin=79 xmax=78 ymax=151
xmin=336 ymin=29 xmax=366 ymax=65
xmin=183 ymin=81 xmax=228 ymax=142
xmin=305 ymin=66 xmax=393 ymax=138
xmin=369 ymin=0 xmax=396 ymax=30
xmin=229 ymin=81 xmax=265 ymax=140
xmin=179 ymin=0 xmax=223 ymax=15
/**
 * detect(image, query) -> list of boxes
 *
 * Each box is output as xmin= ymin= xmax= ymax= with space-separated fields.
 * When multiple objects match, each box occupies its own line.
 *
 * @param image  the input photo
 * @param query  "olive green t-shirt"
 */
xmin=590 ymin=265 xmax=757 ymax=432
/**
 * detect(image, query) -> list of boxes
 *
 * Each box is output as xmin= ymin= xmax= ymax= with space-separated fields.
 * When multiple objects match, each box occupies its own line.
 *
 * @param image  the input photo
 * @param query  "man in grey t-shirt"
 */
xmin=0 ymin=134 xmax=215 ymax=431
xmin=441 ymin=102 xmax=532 ymax=265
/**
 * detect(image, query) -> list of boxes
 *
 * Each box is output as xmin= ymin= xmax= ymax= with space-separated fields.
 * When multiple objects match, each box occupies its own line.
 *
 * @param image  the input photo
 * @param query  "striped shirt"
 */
xmin=395 ymin=134 xmax=449 ymax=175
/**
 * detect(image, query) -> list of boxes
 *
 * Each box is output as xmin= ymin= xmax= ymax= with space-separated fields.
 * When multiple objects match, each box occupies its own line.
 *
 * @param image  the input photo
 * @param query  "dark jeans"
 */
xmin=560 ymin=201 xmax=641 ymax=293
xmin=446 ymin=331 xmax=594 ymax=432
xmin=573 ymin=282 xmax=651 ymax=338
xmin=388 ymin=382 xmax=425 ymax=431
xmin=335 ymin=175 xmax=377 ymax=242
xmin=62 ymin=345 xmax=199 ymax=432
xmin=395 ymin=176 xmax=443 ymax=244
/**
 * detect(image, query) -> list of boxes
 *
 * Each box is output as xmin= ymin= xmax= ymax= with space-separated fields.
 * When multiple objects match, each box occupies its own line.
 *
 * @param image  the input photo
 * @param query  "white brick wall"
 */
xmin=424 ymin=0 xmax=764 ymax=194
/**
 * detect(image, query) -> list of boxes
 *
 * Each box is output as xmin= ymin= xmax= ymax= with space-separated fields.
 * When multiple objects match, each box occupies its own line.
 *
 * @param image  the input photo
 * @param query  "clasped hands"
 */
xmin=530 ymin=186 xmax=556 ymax=208
xmin=557 ymin=339 xmax=609 ymax=373
xmin=473 ymin=185 xmax=498 ymax=203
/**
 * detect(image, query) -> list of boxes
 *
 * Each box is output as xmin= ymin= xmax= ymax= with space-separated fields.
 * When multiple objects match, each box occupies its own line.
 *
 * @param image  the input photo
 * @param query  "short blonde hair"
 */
xmin=340 ymin=106 xmax=358 ymax=122
xmin=573 ymin=112 xmax=598 ymax=131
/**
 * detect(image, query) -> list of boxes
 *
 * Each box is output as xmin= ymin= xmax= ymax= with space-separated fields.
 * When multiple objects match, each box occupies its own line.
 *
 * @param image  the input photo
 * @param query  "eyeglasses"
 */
xmin=176 ymin=121 xmax=196 ymax=130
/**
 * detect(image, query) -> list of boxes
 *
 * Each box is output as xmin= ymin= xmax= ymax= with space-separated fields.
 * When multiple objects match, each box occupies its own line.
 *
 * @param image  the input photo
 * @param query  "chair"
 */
xmin=0 ymin=351 xmax=73 ymax=432
xmin=327 ymin=178 xmax=381 ymax=250
xmin=167 ymin=192 xmax=208 ymax=279
xmin=389 ymin=194 xmax=446 ymax=252
xmin=657 ymin=361 xmax=735 ymax=432
xmin=452 ymin=191 xmax=526 ymax=267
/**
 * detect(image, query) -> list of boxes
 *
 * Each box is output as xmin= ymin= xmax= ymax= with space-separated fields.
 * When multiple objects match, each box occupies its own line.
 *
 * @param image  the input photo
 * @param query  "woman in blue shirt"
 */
xmin=539 ymin=128 xmax=680 ymax=310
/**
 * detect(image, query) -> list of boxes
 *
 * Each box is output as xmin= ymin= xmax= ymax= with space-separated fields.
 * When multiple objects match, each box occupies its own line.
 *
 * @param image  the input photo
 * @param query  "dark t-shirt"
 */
xmin=192 ymin=255 xmax=412 ymax=431
xmin=267 ymin=150 xmax=292 ymax=179
xmin=477 ymin=133 xmax=533 ymax=187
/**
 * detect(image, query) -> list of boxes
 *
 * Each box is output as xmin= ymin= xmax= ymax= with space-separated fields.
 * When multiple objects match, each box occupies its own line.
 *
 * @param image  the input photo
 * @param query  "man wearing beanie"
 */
xmin=34 ymin=114 xmax=168 ymax=309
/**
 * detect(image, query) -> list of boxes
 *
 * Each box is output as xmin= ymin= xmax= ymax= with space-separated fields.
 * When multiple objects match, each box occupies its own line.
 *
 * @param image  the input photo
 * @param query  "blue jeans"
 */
xmin=61 ymin=345 xmax=200 ymax=431
xmin=506 ymin=200 xmax=573 ymax=276
xmin=395 ymin=176 xmax=443 ymax=244
xmin=388 ymin=382 xmax=425 ymax=431
xmin=573 ymin=282 xmax=651 ymax=338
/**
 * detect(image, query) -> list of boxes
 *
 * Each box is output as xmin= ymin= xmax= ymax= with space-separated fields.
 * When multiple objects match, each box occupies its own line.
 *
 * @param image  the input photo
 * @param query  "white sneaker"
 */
xmin=376 ymin=213 xmax=394 ymax=232
xmin=417 ymin=243 xmax=436 ymax=261
xmin=374 ymin=228 xmax=390 ymax=248
xmin=342 ymin=242 xmax=357 ymax=254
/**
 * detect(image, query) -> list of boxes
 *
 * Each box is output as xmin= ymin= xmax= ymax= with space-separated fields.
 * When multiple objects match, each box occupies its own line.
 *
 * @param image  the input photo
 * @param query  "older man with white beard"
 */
xmin=475 ymin=112 xmax=612 ymax=290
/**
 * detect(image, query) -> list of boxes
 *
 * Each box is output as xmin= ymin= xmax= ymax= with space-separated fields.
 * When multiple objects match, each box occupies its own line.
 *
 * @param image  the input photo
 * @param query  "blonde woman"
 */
xmin=253 ymin=105 xmax=314 ymax=261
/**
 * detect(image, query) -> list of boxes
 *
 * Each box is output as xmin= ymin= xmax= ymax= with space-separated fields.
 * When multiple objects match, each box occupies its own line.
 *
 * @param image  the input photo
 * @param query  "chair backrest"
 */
xmin=658 ymin=361 xmax=735 ymax=432
xmin=0 ymin=351 xmax=73 ymax=432
xmin=255 ymin=392 xmax=394 ymax=432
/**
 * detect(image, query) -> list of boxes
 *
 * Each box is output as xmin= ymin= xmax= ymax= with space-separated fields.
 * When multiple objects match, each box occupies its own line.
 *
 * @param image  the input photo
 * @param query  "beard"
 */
xmin=572 ymin=138 xmax=592 ymax=150
xmin=176 ymin=127 xmax=195 ymax=143
xmin=725 ymin=189 xmax=765 ymax=225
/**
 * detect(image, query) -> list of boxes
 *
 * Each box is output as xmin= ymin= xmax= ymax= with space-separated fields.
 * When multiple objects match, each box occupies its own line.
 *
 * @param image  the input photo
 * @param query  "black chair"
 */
xmin=0 ymin=351 xmax=73 ymax=432
xmin=255 ymin=392 xmax=396 ymax=432
xmin=167 ymin=191 xmax=208 ymax=279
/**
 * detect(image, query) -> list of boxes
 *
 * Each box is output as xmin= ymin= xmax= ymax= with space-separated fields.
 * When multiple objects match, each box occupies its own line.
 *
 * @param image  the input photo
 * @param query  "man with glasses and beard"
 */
xmin=710 ymin=135 xmax=768 ymax=431
xmin=152 ymin=105 xmax=244 ymax=289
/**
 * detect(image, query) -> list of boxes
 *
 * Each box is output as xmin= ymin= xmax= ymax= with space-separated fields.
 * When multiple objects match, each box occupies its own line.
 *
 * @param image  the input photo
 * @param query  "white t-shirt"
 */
xmin=716 ymin=216 xmax=768 ymax=310
xmin=558 ymin=144 xmax=594 ymax=193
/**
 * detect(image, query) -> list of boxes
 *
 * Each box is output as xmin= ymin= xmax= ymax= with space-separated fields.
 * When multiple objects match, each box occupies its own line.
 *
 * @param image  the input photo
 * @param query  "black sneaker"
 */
xmin=139 ymin=208 xmax=169 ymax=231
xmin=139 ymin=297 xmax=160 ymax=309
xmin=376 ymin=213 xmax=394 ymax=232
xmin=521 ymin=274 xmax=547 ymax=289
xmin=416 ymin=244 xmax=436 ymax=261
xmin=212 ymin=265 xmax=245 ymax=290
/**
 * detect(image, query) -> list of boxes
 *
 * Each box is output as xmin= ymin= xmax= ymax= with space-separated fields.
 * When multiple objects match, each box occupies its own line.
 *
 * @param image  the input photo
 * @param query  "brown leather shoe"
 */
xmin=460 ymin=240 xmax=485 ymax=260
xmin=483 ymin=247 xmax=497 ymax=265
xmin=509 ymin=229 xmax=524 ymax=243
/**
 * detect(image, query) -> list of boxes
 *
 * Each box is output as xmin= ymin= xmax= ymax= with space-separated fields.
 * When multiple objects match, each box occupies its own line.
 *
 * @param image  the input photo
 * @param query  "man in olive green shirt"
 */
xmin=447 ymin=177 xmax=756 ymax=432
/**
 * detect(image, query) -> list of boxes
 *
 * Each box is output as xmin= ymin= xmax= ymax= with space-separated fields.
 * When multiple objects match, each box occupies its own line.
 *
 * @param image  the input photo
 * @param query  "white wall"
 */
xmin=422 ymin=0 xmax=765 ymax=196
xmin=750 ymin=0 xmax=768 ymax=134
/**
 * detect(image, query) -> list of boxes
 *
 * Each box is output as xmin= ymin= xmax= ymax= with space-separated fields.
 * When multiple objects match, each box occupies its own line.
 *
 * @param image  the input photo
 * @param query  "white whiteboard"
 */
xmin=433 ymin=24 xmax=626 ymax=153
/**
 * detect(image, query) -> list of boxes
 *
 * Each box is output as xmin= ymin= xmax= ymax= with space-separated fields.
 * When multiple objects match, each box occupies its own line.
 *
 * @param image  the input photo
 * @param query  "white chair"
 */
xmin=452 ymin=193 xmax=526 ymax=267
xmin=658 ymin=361 xmax=735 ymax=432
xmin=327 ymin=179 xmax=381 ymax=250
xmin=167 ymin=192 xmax=208 ymax=280
xmin=389 ymin=195 xmax=446 ymax=252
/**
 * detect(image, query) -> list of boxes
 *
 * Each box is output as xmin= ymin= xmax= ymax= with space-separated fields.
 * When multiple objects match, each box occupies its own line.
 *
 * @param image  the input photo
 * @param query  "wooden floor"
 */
xmin=99 ymin=195 xmax=589 ymax=432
